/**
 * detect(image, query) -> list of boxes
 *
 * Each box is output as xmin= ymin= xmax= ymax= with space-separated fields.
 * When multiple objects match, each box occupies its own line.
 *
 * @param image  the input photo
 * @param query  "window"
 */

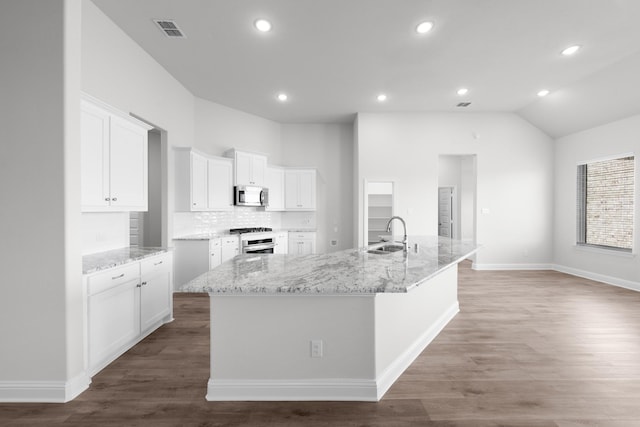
xmin=577 ymin=155 xmax=635 ymax=252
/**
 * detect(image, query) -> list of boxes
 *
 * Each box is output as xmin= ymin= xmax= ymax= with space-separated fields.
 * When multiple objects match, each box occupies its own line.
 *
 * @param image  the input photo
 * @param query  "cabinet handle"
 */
xmin=141 ymin=281 xmax=147 ymax=286
xmin=136 ymin=283 xmax=142 ymax=288
xmin=112 ymin=273 xmax=125 ymax=280
xmin=193 ymin=203 xmax=196 ymax=206
xmin=105 ymin=197 xmax=111 ymax=201
xmin=112 ymin=197 xmax=117 ymax=202
xmin=153 ymin=261 xmax=163 ymax=265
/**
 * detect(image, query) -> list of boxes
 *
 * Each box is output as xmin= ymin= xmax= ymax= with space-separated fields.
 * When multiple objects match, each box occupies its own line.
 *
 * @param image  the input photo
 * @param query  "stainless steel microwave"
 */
xmin=234 ymin=185 xmax=269 ymax=207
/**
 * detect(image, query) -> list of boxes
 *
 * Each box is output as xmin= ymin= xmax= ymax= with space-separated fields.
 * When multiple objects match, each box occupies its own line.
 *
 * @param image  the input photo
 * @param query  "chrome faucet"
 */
xmin=386 ymin=216 xmax=408 ymax=252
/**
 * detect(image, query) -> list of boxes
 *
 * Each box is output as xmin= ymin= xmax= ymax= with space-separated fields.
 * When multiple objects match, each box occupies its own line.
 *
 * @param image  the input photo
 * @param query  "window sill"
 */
xmin=573 ymin=244 xmax=636 ymax=258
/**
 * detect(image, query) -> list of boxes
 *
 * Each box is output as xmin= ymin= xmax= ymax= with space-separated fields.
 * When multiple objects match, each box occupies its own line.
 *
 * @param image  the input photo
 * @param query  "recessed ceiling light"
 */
xmin=416 ymin=21 xmax=434 ymax=34
xmin=277 ymin=93 xmax=288 ymax=102
xmin=377 ymin=94 xmax=387 ymax=102
xmin=254 ymin=19 xmax=272 ymax=32
xmin=561 ymin=45 xmax=581 ymax=56
xmin=457 ymin=88 xmax=468 ymax=96
xmin=537 ymin=89 xmax=550 ymax=97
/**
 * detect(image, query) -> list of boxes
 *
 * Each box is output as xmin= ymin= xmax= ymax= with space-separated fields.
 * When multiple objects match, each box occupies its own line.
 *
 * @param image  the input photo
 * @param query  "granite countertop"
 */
xmin=83 ymin=246 xmax=169 ymax=274
xmin=181 ymin=236 xmax=478 ymax=295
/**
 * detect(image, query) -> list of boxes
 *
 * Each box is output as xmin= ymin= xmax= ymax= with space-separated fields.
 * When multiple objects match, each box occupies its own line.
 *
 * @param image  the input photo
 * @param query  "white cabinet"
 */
xmin=285 ymin=169 xmax=316 ymax=211
xmin=221 ymin=235 xmax=240 ymax=263
xmin=288 ymin=232 xmax=316 ymax=255
xmin=140 ymin=254 xmax=173 ymax=333
xmin=81 ymin=96 xmax=150 ymax=212
xmin=226 ymin=149 xmax=267 ymax=186
xmin=274 ymin=231 xmax=288 ymax=254
xmin=208 ymin=157 xmax=234 ymax=210
xmin=175 ymin=148 xmax=234 ymax=211
xmin=209 ymin=238 xmax=222 ymax=269
xmin=266 ymin=166 xmax=285 ymax=211
xmin=85 ymin=252 xmax=173 ymax=376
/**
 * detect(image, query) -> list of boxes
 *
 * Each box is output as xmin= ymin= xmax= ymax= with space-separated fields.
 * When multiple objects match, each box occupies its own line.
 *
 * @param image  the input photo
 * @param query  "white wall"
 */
xmin=0 ymin=0 xmax=86 ymax=401
xmin=281 ymin=124 xmax=354 ymax=253
xmin=554 ymin=114 xmax=640 ymax=287
xmin=82 ymin=0 xmax=196 ymax=246
xmin=356 ymin=112 xmax=554 ymax=268
xmin=194 ymin=97 xmax=282 ymax=161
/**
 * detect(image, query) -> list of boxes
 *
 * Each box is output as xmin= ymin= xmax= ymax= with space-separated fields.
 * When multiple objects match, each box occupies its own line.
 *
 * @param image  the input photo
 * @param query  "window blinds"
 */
xmin=576 ymin=156 xmax=634 ymax=251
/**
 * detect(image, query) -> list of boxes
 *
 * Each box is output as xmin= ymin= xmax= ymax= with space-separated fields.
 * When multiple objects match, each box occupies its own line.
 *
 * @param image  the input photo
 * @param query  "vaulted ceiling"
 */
xmin=92 ymin=0 xmax=640 ymax=137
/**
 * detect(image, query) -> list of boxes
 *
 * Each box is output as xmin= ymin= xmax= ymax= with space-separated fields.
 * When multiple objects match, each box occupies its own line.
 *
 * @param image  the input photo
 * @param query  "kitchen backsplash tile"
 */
xmin=174 ymin=208 xmax=281 ymax=237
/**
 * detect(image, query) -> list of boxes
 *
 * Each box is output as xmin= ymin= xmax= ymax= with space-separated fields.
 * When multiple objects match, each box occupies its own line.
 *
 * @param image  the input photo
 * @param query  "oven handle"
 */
xmin=243 ymin=243 xmax=276 ymax=252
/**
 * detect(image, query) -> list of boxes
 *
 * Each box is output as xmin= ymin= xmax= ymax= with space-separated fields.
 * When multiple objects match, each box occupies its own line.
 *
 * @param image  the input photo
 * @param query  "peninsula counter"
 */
xmin=182 ymin=236 xmax=478 ymax=401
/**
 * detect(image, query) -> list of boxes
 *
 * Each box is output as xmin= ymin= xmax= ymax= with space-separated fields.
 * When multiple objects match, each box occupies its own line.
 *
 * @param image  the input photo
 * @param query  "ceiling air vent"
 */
xmin=457 ymin=102 xmax=471 ymax=107
xmin=153 ymin=19 xmax=186 ymax=38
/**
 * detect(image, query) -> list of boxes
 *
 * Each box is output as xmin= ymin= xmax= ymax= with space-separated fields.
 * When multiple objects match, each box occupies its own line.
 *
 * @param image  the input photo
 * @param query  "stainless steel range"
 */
xmin=229 ymin=227 xmax=276 ymax=254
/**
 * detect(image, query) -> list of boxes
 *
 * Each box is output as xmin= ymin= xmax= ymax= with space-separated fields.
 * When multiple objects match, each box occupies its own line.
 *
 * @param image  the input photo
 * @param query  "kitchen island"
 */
xmin=182 ymin=236 xmax=478 ymax=401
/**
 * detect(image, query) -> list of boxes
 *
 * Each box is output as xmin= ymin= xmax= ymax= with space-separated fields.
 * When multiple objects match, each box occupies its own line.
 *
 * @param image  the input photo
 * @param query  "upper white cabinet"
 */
xmin=266 ymin=166 xmax=285 ymax=211
xmin=226 ymin=149 xmax=267 ymax=186
xmin=81 ymin=96 xmax=151 ymax=212
xmin=208 ymin=157 xmax=234 ymax=210
xmin=175 ymin=148 xmax=233 ymax=211
xmin=285 ymin=169 xmax=317 ymax=211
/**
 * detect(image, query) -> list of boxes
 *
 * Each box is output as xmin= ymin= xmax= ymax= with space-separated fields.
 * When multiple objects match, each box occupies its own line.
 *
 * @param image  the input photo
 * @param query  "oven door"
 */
xmin=242 ymin=237 xmax=276 ymax=254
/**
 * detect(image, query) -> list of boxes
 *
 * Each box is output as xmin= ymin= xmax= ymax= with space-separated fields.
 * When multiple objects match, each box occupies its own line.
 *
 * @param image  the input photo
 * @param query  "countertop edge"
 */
xmin=83 ymin=247 xmax=171 ymax=275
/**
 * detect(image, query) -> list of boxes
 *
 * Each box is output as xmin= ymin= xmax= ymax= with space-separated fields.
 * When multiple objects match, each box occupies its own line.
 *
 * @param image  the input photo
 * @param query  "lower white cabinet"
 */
xmin=85 ymin=252 xmax=173 ymax=376
xmin=274 ymin=232 xmax=288 ymax=254
xmin=221 ymin=236 xmax=240 ymax=263
xmin=288 ymin=231 xmax=316 ymax=255
xmin=209 ymin=238 xmax=222 ymax=269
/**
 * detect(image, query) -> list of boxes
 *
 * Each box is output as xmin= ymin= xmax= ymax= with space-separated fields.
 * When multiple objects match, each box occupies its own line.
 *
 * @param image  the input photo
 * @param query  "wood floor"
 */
xmin=3 ymin=261 xmax=640 ymax=426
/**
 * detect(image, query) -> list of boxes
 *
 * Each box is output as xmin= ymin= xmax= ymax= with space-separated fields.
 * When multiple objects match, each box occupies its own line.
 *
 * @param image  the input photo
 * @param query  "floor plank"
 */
xmin=2 ymin=262 xmax=640 ymax=426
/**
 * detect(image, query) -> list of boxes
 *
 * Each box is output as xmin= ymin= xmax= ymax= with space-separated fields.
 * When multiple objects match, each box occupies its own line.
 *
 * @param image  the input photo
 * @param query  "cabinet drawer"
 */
xmin=88 ymin=263 xmax=140 ymax=296
xmin=290 ymin=232 xmax=315 ymax=240
xmin=140 ymin=252 xmax=172 ymax=276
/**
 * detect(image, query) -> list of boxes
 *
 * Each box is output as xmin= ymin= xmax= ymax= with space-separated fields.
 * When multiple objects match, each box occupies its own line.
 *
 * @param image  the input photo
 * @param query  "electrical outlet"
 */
xmin=310 ymin=339 xmax=323 ymax=358
xmin=330 ymin=240 xmax=338 ymax=246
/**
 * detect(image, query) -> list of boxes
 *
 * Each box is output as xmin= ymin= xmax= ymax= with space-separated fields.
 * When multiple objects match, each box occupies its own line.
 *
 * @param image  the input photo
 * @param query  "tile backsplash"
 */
xmin=173 ymin=208 xmax=316 ymax=237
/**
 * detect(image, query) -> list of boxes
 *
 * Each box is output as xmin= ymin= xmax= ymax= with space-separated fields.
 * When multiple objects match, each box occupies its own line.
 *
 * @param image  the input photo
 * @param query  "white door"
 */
xmin=438 ymin=187 xmax=453 ymax=238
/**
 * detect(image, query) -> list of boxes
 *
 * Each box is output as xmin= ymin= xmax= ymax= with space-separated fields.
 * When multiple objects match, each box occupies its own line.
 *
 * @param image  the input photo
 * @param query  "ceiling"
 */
xmin=91 ymin=0 xmax=640 ymax=137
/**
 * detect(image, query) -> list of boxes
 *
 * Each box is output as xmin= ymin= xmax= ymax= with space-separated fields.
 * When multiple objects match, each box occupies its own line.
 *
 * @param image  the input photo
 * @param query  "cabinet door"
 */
xmin=88 ymin=278 xmax=140 ymax=372
xmin=109 ymin=115 xmax=148 ymax=211
xmin=251 ymin=154 xmax=267 ymax=187
xmin=140 ymin=255 xmax=172 ymax=333
xmin=235 ymin=151 xmax=253 ymax=185
xmin=266 ymin=167 xmax=284 ymax=211
xmin=284 ymin=171 xmax=299 ymax=209
xmin=209 ymin=239 xmax=222 ymax=269
xmin=208 ymin=157 xmax=233 ymax=210
xmin=80 ymin=101 xmax=110 ymax=210
xmin=297 ymin=170 xmax=316 ymax=210
xmin=274 ymin=232 xmax=288 ymax=254
xmin=191 ymin=152 xmax=208 ymax=210
xmin=221 ymin=236 xmax=239 ymax=263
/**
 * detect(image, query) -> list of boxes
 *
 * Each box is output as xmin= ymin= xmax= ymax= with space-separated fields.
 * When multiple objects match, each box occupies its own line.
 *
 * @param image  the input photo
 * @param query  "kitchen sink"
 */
xmin=367 ymin=243 xmax=405 ymax=255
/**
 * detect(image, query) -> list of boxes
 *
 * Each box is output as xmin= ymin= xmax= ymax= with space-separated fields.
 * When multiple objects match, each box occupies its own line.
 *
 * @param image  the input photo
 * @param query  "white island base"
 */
xmin=206 ymin=264 xmax=458 ymax=401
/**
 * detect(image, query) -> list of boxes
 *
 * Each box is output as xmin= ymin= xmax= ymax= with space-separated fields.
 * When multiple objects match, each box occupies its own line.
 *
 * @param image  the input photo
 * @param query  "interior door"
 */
xmin=438 ymin=187 xmax=453 ymax=238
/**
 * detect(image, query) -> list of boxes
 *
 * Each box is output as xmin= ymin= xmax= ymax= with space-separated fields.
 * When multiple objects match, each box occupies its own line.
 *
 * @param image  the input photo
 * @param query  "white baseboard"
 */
xmin=0 ymin=372 xmax=90 ymax=403
xmin=472 ymin=263 xmax=553 ymax=270
xmin=207 ymin=378 xmax=379 ymax=401
xmin=375 ymin=301 xmax=459 ymax=400
xmin=552 ymin=264 xmax=640 ymax=293
xmin=206 ymin=302 xmax=460 ymax=402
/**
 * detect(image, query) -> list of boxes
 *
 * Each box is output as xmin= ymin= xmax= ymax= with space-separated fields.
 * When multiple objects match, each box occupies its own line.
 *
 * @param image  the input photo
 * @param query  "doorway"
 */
xmin=438 ymin=187 xmax=454 ymax=238
xmin=363 ymin=181 xmax=395 ymax=245
xmin=438 ymin=155 xmax=477 ymax=242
